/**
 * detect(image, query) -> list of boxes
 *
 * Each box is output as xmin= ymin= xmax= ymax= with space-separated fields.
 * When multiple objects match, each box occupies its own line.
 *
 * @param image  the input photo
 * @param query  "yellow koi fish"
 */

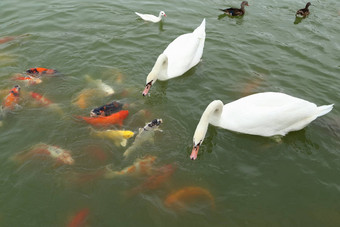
xmin=104 ymin=155 xmax=156 ymax=178
xmin=91 ymin=129 xmax=134 ymax=147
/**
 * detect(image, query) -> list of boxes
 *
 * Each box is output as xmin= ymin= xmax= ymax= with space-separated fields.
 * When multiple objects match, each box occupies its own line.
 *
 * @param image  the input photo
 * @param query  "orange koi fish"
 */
xmin=164 ymin=186 xmax=215 ymax=210
xmin=104 ymin=155 xmax=156 ymax=178
xmin=0 ymin=36 xmax=16 ymax=44
xmin=26 ymin=67 xmax=57 ymax=76
xmin=127 ymin=164 xmax=175 ymax=196
xmin=13 ymin=143 xmax=74 ymax=165
xmin=14 ymin=75 xmax=42 ymax=85
xmin=77 ymin=110 xmax=129 ymax=126
xmin=67 ymin=208 xmax=90 ymax=227
xmin=72 ymin=88 xmax=103 ymax=109
xmin=30 ymin=92 xmax=52 ymax=106
xmin=2 ymin=85 xmax=20 ymax=110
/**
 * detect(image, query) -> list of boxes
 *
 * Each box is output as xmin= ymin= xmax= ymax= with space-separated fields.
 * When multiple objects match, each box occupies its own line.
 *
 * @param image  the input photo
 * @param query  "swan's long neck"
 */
xmin=193 ymin=100 xmax=223 ymax=146
xmin=146 ymin=53 xmax=168 ymax=85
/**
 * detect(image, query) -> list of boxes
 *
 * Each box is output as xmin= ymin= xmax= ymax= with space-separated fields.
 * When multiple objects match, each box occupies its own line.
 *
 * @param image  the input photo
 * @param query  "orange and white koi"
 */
xmin=26 ymin=67 xmax=58 ymax=76
xmin=2 ymin=85 xmax=20 ymax=110
xmin=164 ymin=186 xmax=215 ymax=210
xmin=77 ymin=110 xmax=129 ymax=126
xmin=12 ymin=143 xmax=74 ymax=165
xmin=67 ymin=208 xmax=90 ymax=227
xmin=104 ymin=155 xmax=156 ymax=178
xmin=13 ymin=75 xmax=42 ymax=85
xmin=30 ymin=92 xmax=52 ymax=106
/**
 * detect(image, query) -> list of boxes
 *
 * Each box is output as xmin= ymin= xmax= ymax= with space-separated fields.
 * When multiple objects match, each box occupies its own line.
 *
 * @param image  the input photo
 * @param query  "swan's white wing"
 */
xmin=216 ymin=92 xmax=323 ymax=136
xmin=161 ymin=19 xmax=206 ymax=79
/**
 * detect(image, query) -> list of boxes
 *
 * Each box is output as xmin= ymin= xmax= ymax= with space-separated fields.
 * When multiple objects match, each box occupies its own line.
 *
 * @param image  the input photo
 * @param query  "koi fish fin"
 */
xmin=121 ymin=139 xmax=127 ymax=147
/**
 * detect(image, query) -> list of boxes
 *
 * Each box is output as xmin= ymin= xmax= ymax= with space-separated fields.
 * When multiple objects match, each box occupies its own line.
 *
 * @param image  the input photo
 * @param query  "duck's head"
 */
xmin=306 ymin=2 xmax=311 ymax=8
xmin=160 ymin=11 xmax=167 ymax=17
xmin=241 ymin=1 xmax=249 ymax=7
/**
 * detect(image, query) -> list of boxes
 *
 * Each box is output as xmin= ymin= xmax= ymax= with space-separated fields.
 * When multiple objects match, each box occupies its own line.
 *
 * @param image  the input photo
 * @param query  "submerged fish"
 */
xmin=26 ymin=67 xmax=58 ymax=76
xmin=12 ymin=143 xmax=74 ymax=165
xmin=13 ymin=75 xmax=42 ymax=85
xmin=164 ymin=186 xmax=215 ymax=210
xmin=123 ymin=119 xmax=163 ymax=157
xmin=30 ymin=92 xmax=52 ymax=106
xmin=73 ymin=88 xmax=98 ymax=109
xmin=2 ymin=85 xmax=20 ymax=110
xmin=104 ymin=155 xmax=156 ymax=178
xmin=90 ymin=101 xmax=123 ymax=117
xmin=91 ymin=129 xmax=134 ymax=147
xmin=0 ymin=36 xmax=16 ymax=44
xmin=85 ymin=75 xmax=114 ymax=95
xmin=67 ymin=208 xmax=90 ymax=227
xmin=127 ymin=163 xmax=175 ymax=196
xmin=78 ymin=110 xmax=129 ymax=126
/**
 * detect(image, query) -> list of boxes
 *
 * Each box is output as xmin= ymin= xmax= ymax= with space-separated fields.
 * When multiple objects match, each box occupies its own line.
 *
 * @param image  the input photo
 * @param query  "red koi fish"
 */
xmin=77 ymin=110 xmax=129 ymax=126
xmin=14 ymin=75 xmax=42 ymax=85
xmin=13 ymin=143 xmax=74 ymax=165
xmin=30 ymin=92 xmax=52 ymax=106
xmin=127 ymin=164 xmax=175 ymax=197
xmin=26 ymin=67 xmax=57 ymax=76
xmin=2 ymin=85 xmax=20 ymax=110
xmin=164 ymin=186 xmax=215 ymax=210
xmin=67 ymin=208 xmax=90 ymax=227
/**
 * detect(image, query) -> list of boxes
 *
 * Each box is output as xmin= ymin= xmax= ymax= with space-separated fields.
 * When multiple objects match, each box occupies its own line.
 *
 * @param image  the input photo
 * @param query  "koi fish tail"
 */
xmin=103 ymin=165 xmax=119 ymax=179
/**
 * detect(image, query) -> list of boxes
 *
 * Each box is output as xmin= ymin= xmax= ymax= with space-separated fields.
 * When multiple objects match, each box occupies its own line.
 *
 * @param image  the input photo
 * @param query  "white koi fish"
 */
xmin=123 ymin=119 xmax=163 ymax=158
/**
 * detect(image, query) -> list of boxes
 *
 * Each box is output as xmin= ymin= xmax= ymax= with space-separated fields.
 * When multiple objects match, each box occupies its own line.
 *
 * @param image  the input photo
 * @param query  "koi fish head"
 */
xmin=123 ymin=131 xmax=135 ymax=139
xmin=143 ymin=118 xmax=163 ymax=131
xmin=10 ymin=85 xmax=20 ymax=96
xmin=57 ymin=152 xmax=74 ymax=165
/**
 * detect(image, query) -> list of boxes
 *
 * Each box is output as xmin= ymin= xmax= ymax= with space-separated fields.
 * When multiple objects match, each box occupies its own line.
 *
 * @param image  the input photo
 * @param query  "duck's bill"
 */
xmin=190 ymin=145 xmax=199 ymax=160
xmin=142 ymin=83 xmax=152 ymax=96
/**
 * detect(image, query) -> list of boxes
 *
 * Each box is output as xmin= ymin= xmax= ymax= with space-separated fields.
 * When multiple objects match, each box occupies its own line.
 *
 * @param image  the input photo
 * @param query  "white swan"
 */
xmin=142 ymin=18 xmax=206 ymax=96
xmin=190 ymin=92 xmax=334 ymax=160
xmin=135 ymin=11 xmax=166 ymax=23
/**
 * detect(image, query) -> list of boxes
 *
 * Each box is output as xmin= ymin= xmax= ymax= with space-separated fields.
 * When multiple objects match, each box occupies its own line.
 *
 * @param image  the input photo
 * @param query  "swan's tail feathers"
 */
xmin=316 ymin=104 xmax=334 ymax=117
xmin=193 ymin=18 xmax=206 ymax=39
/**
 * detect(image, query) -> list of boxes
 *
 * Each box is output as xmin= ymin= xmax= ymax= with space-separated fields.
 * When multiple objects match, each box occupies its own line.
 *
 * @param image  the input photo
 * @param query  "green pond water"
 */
xmin=1 ymin=0 xmax=340 ymax=226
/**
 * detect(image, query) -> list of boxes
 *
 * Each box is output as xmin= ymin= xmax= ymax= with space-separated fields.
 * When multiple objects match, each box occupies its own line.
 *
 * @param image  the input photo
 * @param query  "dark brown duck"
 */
xmin=296 ymin=2 xmax=311 ymax=18
xmin=220 ymin=1 xmax=249 ymax=16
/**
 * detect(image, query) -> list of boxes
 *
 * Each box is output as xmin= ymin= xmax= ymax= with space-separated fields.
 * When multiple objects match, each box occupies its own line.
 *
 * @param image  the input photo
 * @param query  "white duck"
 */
xmin=190 ymin=92 xmax=334 ymax=160
xmin=135 ymin=11 xmax=166 ymax=23
xmin=142 ymin=18 xmax=206 ymax=96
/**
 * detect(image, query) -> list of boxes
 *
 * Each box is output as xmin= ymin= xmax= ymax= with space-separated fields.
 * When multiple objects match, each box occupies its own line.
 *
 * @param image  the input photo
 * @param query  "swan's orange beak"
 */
xmin=190 ymin=145 xmax=199 ymax=160
xmin=142 ymin=82 xmax=152 ymax=96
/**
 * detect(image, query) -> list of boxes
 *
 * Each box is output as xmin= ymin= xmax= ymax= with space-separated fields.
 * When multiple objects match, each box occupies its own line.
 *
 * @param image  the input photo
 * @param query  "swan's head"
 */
xmin=159 ymin=11 xmax=166 ymax=17
xmin=142 ymin=54 xmax=168 ymax=96
xmin=142 ymin=77 xmax=155 ymax=96
xmin=190 ymin=100 xmax=224 ymax=160
xmin=191 ymin=139 xmax=203 ymax=160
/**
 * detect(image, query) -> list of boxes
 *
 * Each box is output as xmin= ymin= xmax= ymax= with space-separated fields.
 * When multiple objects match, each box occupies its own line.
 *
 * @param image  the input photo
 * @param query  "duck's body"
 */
xmin=190 ymin=92 xmax=333 ymax=160
xmin=220 ymin=1 xmax=249 ymax=16
xmin=296 ymin=2 xmax=311 ymax=18
xmin=143 ymin=18 xmax=206 ymax=96
xmin=135 ymin=11 xmax=166 ymax=23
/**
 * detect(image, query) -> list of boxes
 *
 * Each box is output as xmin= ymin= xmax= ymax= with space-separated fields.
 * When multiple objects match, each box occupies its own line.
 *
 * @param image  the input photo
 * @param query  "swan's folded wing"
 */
xmin=217 ymin=93 xmax=320 ymax=136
